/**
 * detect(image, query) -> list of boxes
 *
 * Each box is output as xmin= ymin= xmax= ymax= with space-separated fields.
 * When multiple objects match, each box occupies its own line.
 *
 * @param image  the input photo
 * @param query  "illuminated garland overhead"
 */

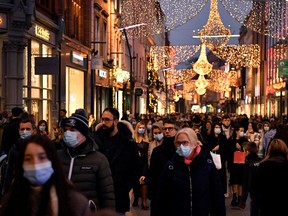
xmin=207 ymin=70 xmax=231 ymax=92
xmin=150 ymin=45 xmax=200 ymax=70
xmin=210 ymin=44 xmax=260 ymax=68
xmin=198 ymin=0 xmax=231 ymax=49
xmin=173 ymin=69 xmax=197 ymax=83
xmin=192 ymin=44 xmax=213 ymax=75
xmin=220 ymin=0 xmax=288 ymax=39
xmin=121 ymin=0 xmax=208 ymax=38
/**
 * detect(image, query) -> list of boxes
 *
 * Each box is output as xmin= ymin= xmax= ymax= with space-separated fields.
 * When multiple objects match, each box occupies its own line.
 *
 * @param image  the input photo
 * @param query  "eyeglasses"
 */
xmin=163 ymin=127 xmax=175 ymax=132
xmin=174 ymin=141 xmax=190 ymax=146
xmin=101 ymin=118 xmax=113 ymax=123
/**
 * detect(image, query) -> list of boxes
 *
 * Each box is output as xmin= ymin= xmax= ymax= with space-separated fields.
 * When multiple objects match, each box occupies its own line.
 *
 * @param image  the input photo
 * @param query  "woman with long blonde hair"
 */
xmin=132 ymin=121 xmax=150 ymax=210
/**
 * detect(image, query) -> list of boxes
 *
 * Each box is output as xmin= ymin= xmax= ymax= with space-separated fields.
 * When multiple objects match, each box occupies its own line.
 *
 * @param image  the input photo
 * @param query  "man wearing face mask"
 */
xmin=57 ymin=111 xmax=115 ymax=212
xmin=2 ymin=118 xmax=35 ymax=195
xmin=148 ymin=119 xmax=179 ymax=216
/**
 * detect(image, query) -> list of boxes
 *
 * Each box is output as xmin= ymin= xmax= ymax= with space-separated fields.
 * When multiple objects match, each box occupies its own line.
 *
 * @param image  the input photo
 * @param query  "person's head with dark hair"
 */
xmin=11 ymin=107 xmax=23 ymax=118
xmin=60 ymin=109 xmax=67 ymax=119
xmin=19 ymin=118 xmax=35 ymax=140
xmin=243 ymin=141 xmax=258 ymax=155
xmin=0 ymin=135 xmax=81 ymax=216
xmin=163 ymin=118 xmax=178 ymax=138
xmin=97 ymin=107 xmax=120 ymax=138
xmin=103 ymin=107 xmax=120 ymax=120
xmin=37 ymin=119 xmax=49 ymax=136
xmin=233 ymin=125 xmax=245 ymax=139
xmin=211 ymin=122 xmax=223 ymax=136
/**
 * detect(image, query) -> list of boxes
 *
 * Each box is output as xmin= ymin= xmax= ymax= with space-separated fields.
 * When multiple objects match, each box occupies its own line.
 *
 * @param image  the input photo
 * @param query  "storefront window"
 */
xmin=24 ymin=40 xmax=53 ymax=127
xmin=66 ymin=67 xmax=84 ymax=116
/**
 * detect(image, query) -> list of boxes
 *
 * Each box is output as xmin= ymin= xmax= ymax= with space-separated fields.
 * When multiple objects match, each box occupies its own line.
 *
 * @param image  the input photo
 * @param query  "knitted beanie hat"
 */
xmin=64 ymin=112 xmax=89 ymax=136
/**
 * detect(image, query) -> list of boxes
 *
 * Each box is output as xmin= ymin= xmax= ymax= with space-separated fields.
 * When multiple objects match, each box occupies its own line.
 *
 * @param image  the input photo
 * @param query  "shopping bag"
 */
xmin=210 ymin=151 xmax=222 ymax=170
xmin=233 ymin=151 xmax=245 ymax=164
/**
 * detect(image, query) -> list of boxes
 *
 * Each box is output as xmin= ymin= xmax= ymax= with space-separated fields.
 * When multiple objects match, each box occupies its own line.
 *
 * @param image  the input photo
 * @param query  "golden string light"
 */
xmin=195 ymin=75 xmax=209 ymax=89
xmin=150 ymin=45 xmax=200 ymax=70
xmin=220 ymin=0 xmax=288 ymax=39
xmin=207 ymin=70 xmax=231 ymax=93
xmin=192 ymin=44 xmax=213 ymax=75
xmin=121 ymin=0 xmax=208 ymax=38
xmin=198 ymin=0 xmax=231 ymax=49
xmin=210 ymin=44 xmax=260 ymax=68
xmin=173 ymin=69 xmax=197 ymax=83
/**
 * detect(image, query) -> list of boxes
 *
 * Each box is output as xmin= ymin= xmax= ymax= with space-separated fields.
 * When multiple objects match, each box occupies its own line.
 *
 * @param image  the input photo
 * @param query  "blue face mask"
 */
xmin=23 ymin=161 xmax=54 ymax=186
xmin=138 ymin=129 xmax=145 ymax=134
xmin=63 ymin=131 xmax=78 ymax=148
xmin=39 ymin=126 xmax=46 ymax=131
xmin=147 ymin=125 xmax=152 ymax=130
xmin=154 ymin=133 xmax=163 ymax=141
xmin=176 ymin=144 xmax=192 ymax=158
xmin=20 ymin=130 xmax=32 ymax=139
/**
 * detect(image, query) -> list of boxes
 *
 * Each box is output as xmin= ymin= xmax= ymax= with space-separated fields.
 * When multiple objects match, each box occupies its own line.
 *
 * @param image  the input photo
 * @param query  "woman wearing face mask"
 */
xmin=37 ymin=119 xmax=52 ymax=139
xmin=207 ymin=122 xmax=229 ymax=197
xmin=154 ymin=127 xmax=226 ymax=216
xmin=228 ymin=125 xmax=248 ymax=207
xmin=0 ymin=135 xmax=90 ymax=216
xmin=132 ymin=122 xmax=150 ymax=209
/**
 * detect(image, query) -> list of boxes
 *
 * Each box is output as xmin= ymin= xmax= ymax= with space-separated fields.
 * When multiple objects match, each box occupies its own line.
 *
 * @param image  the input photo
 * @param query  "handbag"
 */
xmin=210 ymin=151 xmax=222 ymax=170
xmin=233 ymin=151 xmax=245 ymax=164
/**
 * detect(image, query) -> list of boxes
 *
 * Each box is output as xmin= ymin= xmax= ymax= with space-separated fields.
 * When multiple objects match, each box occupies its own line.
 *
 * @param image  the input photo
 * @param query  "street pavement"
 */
xmin=126 ymin=194 xmax=250 ymax=216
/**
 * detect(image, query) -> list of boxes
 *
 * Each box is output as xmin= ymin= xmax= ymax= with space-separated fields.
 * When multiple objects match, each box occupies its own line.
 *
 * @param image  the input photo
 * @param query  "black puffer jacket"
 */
xmin=57 ymin=136 xmax=115 ymax=211
xmin=155 ymin=148 xmax=226 ymax=216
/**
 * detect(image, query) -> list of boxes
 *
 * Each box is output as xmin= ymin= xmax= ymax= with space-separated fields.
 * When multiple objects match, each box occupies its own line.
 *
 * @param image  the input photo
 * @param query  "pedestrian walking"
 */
xmin=154 ymin=127 xmax=226 ymax=216
xmin=0 ymin=135 xmax=90 ymax=216
xmin=255 ymin=138 xmax=288 ymax=216
xmin=93 ymin=107 xmax=142 ymax=216
xmin=58 ymin=110 xmax=115 ymax=212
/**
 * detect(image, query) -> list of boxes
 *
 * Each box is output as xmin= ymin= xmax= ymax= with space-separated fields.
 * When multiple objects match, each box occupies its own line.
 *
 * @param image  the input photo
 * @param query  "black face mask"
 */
xmin=98 ymin=125 xmax=114 ymax=138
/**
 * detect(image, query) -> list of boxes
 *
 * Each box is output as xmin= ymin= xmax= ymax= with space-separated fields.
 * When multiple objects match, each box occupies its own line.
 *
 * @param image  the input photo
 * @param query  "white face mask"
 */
xmin=153 ymin=133 xmax=163 ymax=141
xmin=214 ymin=128 xmax=221 ymax=134
xmin=239 ymin=131 xmax=244 ymax=137
xmin=264 ymin=126 xmax=269 ymax=132
xmin=20 ymin=130 xmax=32 ymax=139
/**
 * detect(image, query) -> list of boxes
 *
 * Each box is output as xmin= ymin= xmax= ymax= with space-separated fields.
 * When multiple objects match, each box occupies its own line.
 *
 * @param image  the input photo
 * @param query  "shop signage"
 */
xmin=71 ymin=51 xmax=84 ymax=66
xmin=91 ymin=56 xmax=103 ymax=69
xmin=135 ymin=88 xmax=143 ymax=96
xmin=35 ymin=25 xmax=50 ymax=41
xmin=278 ymin=59 xmax=288 ymax=78
xmin=99 ymin=70 xmax=107 ymax=78
xmin=35 ymin=57 xmax=59 ymax=75
xmin=0 ymin=13 xmax=7 ymax=29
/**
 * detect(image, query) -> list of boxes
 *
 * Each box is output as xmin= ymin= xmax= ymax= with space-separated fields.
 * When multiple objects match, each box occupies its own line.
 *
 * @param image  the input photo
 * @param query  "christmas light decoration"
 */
xmin=210 ymin=44 xmax=260 ymax=68
xmin=192 ymin=44 xmax=213 ymax=75
xmin=173 ymin=69 xmax=197 ymax=83
xmin=195 ymin=87 xmax=206 ymax=95
xmin=150 ymin=45 xmax=200 ymax=70
xmin=195 ymin=75 xmax=209 ymax=89
xmin=198 ymin=0 xmax=231 ymax=49
xmin=121 ymin=0 xmax=208 ymax=38
xmin=220 ymin=0 xmax=288 ymax=39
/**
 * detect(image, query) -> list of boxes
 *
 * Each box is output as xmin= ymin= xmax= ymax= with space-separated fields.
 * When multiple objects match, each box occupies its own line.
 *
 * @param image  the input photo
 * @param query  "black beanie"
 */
xmin=64 ymin=112 xmax=89 ymax=136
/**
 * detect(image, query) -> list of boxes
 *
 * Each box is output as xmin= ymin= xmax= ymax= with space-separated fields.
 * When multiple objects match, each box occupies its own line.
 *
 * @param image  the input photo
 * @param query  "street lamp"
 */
xmin=116 ymin=23 xmax=147 ymax=115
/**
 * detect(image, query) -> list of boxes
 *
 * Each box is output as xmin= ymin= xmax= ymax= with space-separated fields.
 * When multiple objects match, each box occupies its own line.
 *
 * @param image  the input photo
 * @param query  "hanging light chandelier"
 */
xmin=198 ymin=0 xmax=231 ymax=49
xmin=192 ymin=44 xmax=213 ymax=75
xmin=195 ymin=87 xmax=206 ymax=95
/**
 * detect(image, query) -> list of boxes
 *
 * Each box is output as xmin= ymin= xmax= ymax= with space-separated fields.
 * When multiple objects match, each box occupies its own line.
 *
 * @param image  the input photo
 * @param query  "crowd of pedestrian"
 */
xmin=0 ymin=108 xmax=287 ymax=216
